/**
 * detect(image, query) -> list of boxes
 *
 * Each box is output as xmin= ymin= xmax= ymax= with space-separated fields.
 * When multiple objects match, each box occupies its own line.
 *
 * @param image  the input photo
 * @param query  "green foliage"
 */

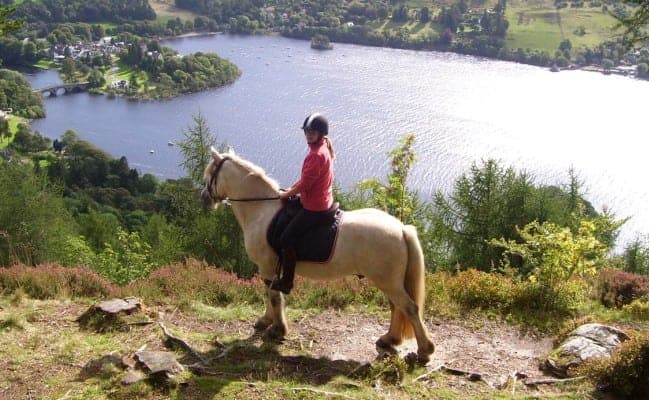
xmin=612 ymin=0 xmax=649 ymax=45
xmin=432 ymin=160 xmax=619 ymax=272
xmin=8 ymin=122 xmax=50 ymax=153
xmin=0 ymin=4 xmax=21 ymax=37
xmin=295 ymin=279 xmax=384 ymax=310
xmin=433 ymin=160 xmax=542 ymax=270
xmin=177 ymin=110 xmax=218 ymax=187
xmin=54 ymin=235 xmax=96 ymax=268
xmin=584 ymin=332 xmax=649 ymax=399
xmin=448 ymin=269 xmax=514 ymax=310
xmin=186 ymin=207 xmax=255 ymax=278
xmin=311 ymin=33 xmax=332 ymax=49
xmin=13 ymin=0 xmax=155 ymax=23
xmin=0 ymin=160 xmax=77 ymax=266
xmin=367 ymin=355 xmax=410 ymax=385
xmin=92 ymin=229 xmax=154 ymax=285
xmin=490 ymin=219 xmax=607 ymax=310
xmin=138 ymin=213 xmax=186 ymax=266
xmin=623 ymin=235 xmax=649 ymax=275
xmin=623 ymin=299 xmax=649 ymax=320
xmin=0 ymin=69 xmax=45 ymax=118
xmin=362 ymin=134 xmax=418 ymax=224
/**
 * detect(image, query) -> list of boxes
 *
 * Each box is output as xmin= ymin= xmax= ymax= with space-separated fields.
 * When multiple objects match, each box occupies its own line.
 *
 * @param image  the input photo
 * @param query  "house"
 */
xmin=0 ymin=108 xmax=12 ymax=119
xmin=111 ymin=80 xmax=129 ymax=90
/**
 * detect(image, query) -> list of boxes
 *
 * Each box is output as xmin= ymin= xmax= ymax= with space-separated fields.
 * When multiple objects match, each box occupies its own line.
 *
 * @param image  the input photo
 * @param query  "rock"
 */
xmin=96 ymin=298 xmax=142 ymax=314
xmin=76 ymin=297 xmax=143 ymax=332
xmin=135 ymin=351 xmax=184 ymax=375
xmin=543 ymin=323 xmax=629 ymax=377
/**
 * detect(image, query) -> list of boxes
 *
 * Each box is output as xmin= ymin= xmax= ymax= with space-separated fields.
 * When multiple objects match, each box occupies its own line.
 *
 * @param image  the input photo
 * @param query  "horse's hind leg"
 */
xmin=387 ymin=290 xmax=435 ymax=363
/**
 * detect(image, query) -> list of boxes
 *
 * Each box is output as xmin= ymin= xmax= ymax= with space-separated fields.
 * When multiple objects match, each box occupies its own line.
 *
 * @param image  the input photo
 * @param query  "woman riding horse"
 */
xmin=201 ymin=134 xmax=435 ymax=363
xmin=272 ymin=113 xmax=336 ymax=294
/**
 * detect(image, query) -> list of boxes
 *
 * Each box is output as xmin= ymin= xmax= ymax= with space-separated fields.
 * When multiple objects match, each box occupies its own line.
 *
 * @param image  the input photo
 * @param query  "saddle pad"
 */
xmin=267 ymin=206 xmax=343 ymax=263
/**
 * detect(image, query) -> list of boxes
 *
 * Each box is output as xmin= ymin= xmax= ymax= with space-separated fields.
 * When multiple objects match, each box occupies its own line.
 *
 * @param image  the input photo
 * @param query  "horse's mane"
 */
xmin=226 ymin=153 xmax=280 ymax=191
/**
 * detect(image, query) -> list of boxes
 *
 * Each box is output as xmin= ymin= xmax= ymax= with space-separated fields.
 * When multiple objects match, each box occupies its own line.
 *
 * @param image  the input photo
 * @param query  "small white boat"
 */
xmin=167 ymin=141 xmax=175 ymax=146
xmin=149 ymin=150 xmax=155 ymax=154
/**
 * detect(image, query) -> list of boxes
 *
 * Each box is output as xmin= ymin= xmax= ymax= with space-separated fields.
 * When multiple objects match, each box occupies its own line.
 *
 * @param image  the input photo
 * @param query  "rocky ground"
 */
xmin=0 ymin=298 xmax=581 ymax=399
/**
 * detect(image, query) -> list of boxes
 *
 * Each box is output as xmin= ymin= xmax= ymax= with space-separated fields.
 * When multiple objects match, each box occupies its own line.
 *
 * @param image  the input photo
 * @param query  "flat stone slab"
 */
xmin=543 ymin=323 xmax=629 ymax=377
xmin=96 ymin=298 xmax=142 ymax=314
xmin=135 ymin=351 xmax=184 ymax=375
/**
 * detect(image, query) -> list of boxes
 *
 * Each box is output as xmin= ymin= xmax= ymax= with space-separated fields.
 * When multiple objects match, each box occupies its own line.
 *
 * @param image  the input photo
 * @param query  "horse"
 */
xmin=201 ymin=147 xmax=435 ymax=363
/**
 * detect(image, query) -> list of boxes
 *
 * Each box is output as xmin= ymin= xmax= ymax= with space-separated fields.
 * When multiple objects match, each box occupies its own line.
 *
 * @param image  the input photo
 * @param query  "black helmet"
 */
xmin=302 ymin=113 xmax=328 ymax=136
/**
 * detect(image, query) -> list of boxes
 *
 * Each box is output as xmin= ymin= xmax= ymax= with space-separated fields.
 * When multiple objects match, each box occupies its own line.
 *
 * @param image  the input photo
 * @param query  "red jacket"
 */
xmin=295 ymin=138 xmax=334 ymax=211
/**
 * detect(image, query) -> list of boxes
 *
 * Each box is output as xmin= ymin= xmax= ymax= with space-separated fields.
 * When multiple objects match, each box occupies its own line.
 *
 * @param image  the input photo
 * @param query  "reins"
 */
xmin=208 ymin=156 xmax=280 ymax=203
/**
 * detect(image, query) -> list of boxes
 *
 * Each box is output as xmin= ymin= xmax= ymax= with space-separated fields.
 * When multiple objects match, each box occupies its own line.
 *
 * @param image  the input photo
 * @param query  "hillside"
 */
xmin=1 ymin=296 xmax=581 ymax=400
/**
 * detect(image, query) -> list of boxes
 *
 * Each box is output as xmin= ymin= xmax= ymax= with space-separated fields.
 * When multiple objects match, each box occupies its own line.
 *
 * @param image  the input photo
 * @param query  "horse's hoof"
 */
xmin=375 ymin=338 xmax=398 ymax=358
xmin=253 ymin=317 xmax=272 ymax=332
xmin=264 ymin=323 xmax=287 ymax=341
xmin=417 ymin=343 xmax=435 ymax=365
xmin=416 ymin=351 xmax=431 ymax=365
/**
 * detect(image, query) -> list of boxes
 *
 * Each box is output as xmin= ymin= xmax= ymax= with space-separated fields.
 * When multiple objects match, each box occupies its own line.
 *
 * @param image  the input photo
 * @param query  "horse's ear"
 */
xmin=210 ymin=146 xmax=220 ymax=159
xmin=226 ymin=146 xmax=235 ymax=156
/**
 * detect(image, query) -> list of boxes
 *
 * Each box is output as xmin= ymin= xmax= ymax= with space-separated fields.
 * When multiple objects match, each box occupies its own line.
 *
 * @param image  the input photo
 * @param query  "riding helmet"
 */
xmin=302 ymin=113 xmax=328 ymax=136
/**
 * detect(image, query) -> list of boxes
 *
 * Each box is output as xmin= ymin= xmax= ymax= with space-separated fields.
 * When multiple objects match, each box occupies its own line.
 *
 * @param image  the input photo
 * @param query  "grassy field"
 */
xmin=149 ymin=0 xmax=199 ymax=22
xmin=368 ymin=19 xmax=441 ymax=40
xmin=1 ymin=261 xmax=647 ymax=399
xmin=0 ymin=295 xmax=597 ymax=400
xmin=0 ymin=115 xmax=24 ymax=149
xmin=506 ymin=0 xmax=618 ymax=52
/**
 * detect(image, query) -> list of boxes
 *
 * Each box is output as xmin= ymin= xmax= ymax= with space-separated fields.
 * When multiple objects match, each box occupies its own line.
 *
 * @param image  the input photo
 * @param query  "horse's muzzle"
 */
xmin=201 ymin=188 xmax=214 ymax=210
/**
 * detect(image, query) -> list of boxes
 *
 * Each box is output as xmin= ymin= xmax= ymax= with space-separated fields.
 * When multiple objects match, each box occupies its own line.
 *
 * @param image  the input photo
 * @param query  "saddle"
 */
xmin=267 ymin=197 xmax=343 ymax=263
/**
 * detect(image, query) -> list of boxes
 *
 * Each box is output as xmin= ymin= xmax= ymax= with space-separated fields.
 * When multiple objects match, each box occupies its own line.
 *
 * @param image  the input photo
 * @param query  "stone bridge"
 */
xmin=34 ymin=82 xmax=91 ymax=96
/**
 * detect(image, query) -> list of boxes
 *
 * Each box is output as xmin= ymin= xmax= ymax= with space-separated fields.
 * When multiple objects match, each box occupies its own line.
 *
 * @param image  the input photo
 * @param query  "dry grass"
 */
xmin=149 ymin=0 xmax=199 ymax=22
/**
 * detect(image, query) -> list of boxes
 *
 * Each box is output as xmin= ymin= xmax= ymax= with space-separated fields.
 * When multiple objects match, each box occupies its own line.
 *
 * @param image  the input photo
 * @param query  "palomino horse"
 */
xmin=201 ymin=147 xmax=435 ymax=362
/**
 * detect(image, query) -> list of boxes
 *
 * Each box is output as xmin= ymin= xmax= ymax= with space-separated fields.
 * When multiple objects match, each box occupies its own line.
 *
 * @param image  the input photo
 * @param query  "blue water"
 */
xmin=26 ymin=34 xmax=649 ymax=249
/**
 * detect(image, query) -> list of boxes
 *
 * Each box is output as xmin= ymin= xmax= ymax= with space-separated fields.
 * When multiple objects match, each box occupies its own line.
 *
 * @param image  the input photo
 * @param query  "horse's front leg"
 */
xmin=253 ymin=284 xmax=274 ymax=331
xmin=264 ymin=287 xmax=288 ymax=340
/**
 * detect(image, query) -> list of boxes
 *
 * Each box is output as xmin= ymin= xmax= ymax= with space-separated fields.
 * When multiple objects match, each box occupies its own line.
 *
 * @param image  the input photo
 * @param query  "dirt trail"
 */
xmin=185 ymin=309 xmax=553 ymax=387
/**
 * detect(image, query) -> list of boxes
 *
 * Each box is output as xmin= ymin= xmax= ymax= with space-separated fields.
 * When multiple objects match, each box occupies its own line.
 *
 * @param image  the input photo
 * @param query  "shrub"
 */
xmin=622 ymin=299 xmax=649 ymax=320
xmin=291 ymin=275 xmax=386 ymax=310
xmin=599 ymin=269 xmax=649 ymax=308
xmin=448 ymin=269 xmax=514 ymax=309
xmin=0 ymin=264 xmax=112 ymax=299
xmin=491 ymin=219 xmax=607 ymax=311
xmin=118 ymin=258 xmax=265 ymax=306
xmin=511 ymin=278 xmax=587 ymax=315
xmin=584 ymin=333 xmax=649 ymax=399
xmin=92 ymin=229 xmax=154 ymax=285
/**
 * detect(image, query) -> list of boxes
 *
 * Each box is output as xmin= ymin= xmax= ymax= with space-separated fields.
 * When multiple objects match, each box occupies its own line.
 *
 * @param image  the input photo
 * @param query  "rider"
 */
xmin=271 ymin=113 xmax=336 ymax=294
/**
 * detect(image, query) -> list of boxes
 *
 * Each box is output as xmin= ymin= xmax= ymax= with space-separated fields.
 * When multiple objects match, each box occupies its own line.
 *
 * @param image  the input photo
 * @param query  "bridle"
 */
xmin=207 ymin=156 xmax=280 ymax=203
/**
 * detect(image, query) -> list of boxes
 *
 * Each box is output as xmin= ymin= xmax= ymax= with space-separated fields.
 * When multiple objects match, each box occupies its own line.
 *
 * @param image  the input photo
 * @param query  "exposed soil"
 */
xmin=167 ymin=307 xmax=553 ymax=387
xmin=0 ymin=300 xmax=558 ymax=399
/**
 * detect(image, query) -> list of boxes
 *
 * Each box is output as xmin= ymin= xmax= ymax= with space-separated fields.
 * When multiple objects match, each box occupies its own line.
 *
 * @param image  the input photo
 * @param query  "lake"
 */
xmin=26 ymin=34 xmax=649 ymax=250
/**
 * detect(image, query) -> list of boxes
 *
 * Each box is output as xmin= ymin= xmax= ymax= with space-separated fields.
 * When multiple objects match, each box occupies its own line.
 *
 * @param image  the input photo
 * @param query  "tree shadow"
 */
xmin=171 ymin=332 xmax=371 ymax=398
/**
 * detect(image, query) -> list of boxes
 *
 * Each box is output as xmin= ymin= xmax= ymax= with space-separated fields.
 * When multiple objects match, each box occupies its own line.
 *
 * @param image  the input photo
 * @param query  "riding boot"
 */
xmin=270 ymin=248 xmax=296 ymax=294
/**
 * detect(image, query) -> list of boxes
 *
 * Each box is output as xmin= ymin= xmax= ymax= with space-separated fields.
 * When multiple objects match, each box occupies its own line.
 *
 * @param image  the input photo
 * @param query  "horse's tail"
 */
xmin=397 ymin=224 xmax=426 ymax=340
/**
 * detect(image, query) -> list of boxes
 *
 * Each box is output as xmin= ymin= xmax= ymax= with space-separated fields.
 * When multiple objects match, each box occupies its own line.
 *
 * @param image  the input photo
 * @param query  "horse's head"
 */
xmin=201 ymin=146 xmax=233 ymax=210
xmin=201 ymin=146 xmax=280 ymax=210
